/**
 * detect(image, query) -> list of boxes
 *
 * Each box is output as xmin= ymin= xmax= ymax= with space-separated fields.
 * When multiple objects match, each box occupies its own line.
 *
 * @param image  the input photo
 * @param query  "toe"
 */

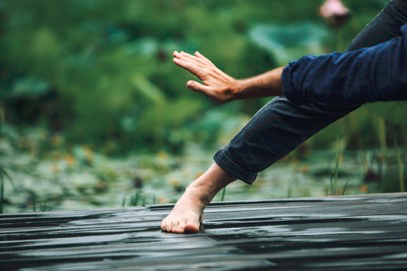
xmin=160 ymin=220 xmax=167 ymax=231
xmin=172 ymin=227 xmax=185 ymax=234
xmin=170 ymin=221 xmax=179 ymax=233
xmin=184 ymin=222 xmax=200 ymax=233
xmin=161 ymin=219 xmax=173 ymax=232
xmin=173 ymin=221 xmax=186 ymax=234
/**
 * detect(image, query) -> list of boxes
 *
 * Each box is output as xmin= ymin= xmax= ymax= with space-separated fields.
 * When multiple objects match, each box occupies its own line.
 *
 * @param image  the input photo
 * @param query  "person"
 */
xmin=161 ymin=0 xmax=407 ymax=233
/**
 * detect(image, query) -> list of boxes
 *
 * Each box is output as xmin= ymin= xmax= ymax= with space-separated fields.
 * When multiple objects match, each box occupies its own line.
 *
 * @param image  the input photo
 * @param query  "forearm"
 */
xmin=232 ymin=67 xmax=284 ymax=101
xmin=173 ymin=51 xmax=285 ymax=103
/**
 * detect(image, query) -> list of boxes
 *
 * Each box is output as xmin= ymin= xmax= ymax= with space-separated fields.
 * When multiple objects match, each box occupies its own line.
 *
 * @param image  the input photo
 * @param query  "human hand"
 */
xmin=173 ymin=51 xmax=237 ymax=103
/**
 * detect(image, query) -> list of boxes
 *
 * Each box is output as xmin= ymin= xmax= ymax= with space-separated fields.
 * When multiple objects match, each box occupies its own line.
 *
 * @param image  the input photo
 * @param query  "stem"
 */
xmin=342 ymin=178 xmax=350 ymax=196
xmin=287 ymin=178 xmax=293 ymax=198
xmin=133 ymin=190 xmax=140 ymax=206
xmin=0 ymin=102 xmax=4 ymax=125
xmin=33 ymin=197 xmax=36 ymax=212
xmin=395 ymin=131 xmax=405 ymax=192
xmin=331 ymin=135 xmax=341 ymax=195
xmin=0 ymin=176 xmax=3 ymax=214
xmin=397 ymin=151 xmax=405 ymax=192
xmin=378 ymin=117 xmax=387 ymax=155
xmin=378 ymin=117 xmax=387 ymax=182
xmin=220 ymin=187 xmax=226 ymax=201
xmin=402 ymin=124 xmax=407 ymax=152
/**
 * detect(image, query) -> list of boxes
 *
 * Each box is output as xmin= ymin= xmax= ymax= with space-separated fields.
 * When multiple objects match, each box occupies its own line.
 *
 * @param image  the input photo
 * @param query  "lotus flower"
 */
xmin=319 ymin=0 xmax=351 ymax=29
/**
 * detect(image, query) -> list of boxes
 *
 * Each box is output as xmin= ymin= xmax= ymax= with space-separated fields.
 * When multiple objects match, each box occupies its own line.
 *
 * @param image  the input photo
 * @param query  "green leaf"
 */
xmin=11 ymin=78 xmax=50 ymax=98
xmin=249 ymin=23 xmax=329 ymax=65
xmin=131 ymin=74 xmax=165 ymax=105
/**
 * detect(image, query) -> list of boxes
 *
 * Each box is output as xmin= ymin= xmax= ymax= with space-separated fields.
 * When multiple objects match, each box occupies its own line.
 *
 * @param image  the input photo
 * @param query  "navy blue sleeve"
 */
xmin=282 ymin=24 xmax=407 ymax=106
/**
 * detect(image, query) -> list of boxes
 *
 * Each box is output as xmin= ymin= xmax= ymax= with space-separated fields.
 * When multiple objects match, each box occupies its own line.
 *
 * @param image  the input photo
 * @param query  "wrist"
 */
xmin=230 ymin=79 xmax=245 ymax=101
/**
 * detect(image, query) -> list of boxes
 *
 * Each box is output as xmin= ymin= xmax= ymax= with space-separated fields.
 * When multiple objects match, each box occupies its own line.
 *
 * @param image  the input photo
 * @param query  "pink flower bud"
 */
xmin=319 ymin=0 xmax=351 ymax=29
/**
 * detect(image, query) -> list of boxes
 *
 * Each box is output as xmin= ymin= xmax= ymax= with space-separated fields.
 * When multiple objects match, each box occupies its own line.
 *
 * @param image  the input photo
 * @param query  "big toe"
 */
xmin=183 ymin=223 xmax=200 ymax=233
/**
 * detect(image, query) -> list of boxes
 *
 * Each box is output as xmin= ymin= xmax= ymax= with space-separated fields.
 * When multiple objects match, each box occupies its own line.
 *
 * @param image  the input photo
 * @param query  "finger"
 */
xmin=180 ymin=51 xmax=208 ymax=67
xmin=173 ymin=58 xmax=203 ymax=78
xmin=180 ymin=51 xmax=198 ymax=60
xmin=173 ymin=56 xmax=196 ymax=70
xmin=174 ymin=51 xmax=193 ymax=61
xmin=174 ymin=51 xmax=189 ymax=61
xmin=174 ymin=52 xmax=208 ymax=71
xmin=195 ymin=51 xmax=216 ymax=67
xmin=174 ymin=51 xmax=190 ymax=62
xmin=174 ymin=50 xmax=206 ymax=65
xmin=187 ymin=80 xmax=211 ymax=94
xmin=174 ymin=51 xmax=210 ymax=72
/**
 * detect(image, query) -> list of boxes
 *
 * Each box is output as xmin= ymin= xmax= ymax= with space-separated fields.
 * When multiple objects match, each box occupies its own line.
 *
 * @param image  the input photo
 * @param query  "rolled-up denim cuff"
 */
xmin=281 ymin=63 xmax=307 ymax=106
xmin=213 ymin=149 xmax=257 ymax=185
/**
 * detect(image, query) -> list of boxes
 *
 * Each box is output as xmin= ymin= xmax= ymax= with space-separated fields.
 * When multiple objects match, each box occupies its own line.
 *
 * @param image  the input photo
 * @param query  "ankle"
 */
xmin=185 ymin=185 xmax=212 ymax=207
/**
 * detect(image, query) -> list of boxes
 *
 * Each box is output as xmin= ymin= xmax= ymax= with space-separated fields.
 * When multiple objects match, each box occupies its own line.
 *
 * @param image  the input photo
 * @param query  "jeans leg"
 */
xmin=346 ymin=0 xmax=407 ymax=51
xmin=214 ymin=0 xmax=407 ymax=184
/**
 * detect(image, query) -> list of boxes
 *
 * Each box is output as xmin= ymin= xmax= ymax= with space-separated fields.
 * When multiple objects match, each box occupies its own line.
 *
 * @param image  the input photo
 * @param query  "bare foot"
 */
xmin=161 ymin=186 xmax=207 ymax=233
xmin=160 ymin=163 xmax=236 ymax=234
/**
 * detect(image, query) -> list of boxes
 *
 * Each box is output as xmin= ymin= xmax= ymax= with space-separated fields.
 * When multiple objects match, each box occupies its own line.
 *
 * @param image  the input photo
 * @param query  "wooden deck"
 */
xmin=1 ymin=193 xmax=407 ymax=271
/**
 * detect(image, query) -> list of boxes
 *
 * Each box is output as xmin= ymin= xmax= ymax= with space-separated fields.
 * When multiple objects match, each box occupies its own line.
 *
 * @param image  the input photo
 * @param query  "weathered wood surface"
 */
xmin=1 ymin=193 xmax=407 ymax=271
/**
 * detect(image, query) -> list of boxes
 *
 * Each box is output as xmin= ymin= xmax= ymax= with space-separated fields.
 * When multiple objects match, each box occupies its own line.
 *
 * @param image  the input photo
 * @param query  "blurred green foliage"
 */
xmin=0 ymin=0 xmax=405 ymax=153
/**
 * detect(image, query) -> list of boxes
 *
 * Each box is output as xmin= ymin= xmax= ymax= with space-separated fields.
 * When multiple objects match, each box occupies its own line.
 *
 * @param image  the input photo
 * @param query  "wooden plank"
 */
xmin=0 ymin=193 xmax=407 ymax=270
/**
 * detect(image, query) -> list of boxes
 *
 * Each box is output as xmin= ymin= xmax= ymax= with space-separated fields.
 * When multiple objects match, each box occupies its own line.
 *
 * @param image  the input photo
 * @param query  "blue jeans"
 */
xmin=214 ymin=0 xmax=407 ymax=184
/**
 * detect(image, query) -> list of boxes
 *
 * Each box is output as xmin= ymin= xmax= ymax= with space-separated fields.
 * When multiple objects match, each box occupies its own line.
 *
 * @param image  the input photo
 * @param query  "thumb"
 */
xmin=187 ymin=80 xmax=210 ymax=94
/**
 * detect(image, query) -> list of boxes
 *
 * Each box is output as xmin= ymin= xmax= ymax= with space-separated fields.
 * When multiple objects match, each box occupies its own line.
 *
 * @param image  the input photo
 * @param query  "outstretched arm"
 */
xmin=173 ymin=51 xmax=284 ymax=103
xmin=175 ymin=22 xmax=407 ymax=107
